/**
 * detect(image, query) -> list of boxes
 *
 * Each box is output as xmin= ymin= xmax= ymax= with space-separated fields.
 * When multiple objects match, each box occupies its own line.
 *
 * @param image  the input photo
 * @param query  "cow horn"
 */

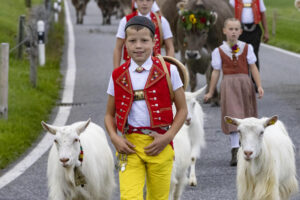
xmin=211 ymin=11 xmax=218 ymax=25
xmin=195 ymin=0 xmax=203 ymax=6
xmin=176 ymin=1 xmax=187 ymax=10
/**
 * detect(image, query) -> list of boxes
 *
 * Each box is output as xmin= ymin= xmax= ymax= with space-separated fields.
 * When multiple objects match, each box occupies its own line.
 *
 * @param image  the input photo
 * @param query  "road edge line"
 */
xmin=0 ymin=0 xmax=75 ymax=189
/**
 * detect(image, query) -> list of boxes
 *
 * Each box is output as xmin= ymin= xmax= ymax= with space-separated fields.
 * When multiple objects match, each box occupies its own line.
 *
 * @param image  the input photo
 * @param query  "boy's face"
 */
xmin=125 ymin=27 xmax=155 ymax=65
xmin=223 ymin=21 xmax=242 ymax=44
xmin=136 ymin=0 xmax=154 ymax=15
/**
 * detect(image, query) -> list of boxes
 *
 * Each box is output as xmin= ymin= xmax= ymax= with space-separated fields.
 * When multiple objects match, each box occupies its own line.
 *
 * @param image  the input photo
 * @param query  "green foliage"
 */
xmin=265 ymin=0 xmax=300 ymax=53
xmin=0 ymin=0 xmax=63 ymax=169
xmin=179 ymin=10 xmax=215 ymax=31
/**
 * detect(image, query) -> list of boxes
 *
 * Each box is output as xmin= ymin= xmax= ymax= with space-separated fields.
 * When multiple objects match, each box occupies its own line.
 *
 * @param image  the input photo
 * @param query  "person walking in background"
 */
xmin=105 ymin=16 xmax=187 ymax=199
xmin=204 ymin=18 xmax=264 ymax=166
xmin=230 ymin=0 xmax=269 ymax=90
xmin=132 ymin=0 xmax=162 ymax=15
xmin=113 ymin=0 xmax=174 ymax=69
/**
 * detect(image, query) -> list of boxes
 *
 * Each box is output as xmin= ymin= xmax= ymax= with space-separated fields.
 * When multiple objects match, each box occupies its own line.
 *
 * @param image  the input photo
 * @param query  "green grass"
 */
xmin=264 ymin=0 xmax=300 ymax=53
xmin=0 ymin=0 xmax=64 ymax=169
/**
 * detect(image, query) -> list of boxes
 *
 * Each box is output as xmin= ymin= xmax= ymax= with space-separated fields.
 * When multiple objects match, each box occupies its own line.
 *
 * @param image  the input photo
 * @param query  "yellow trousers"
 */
xmin=118 ymin=133 xmax=174 ymax=200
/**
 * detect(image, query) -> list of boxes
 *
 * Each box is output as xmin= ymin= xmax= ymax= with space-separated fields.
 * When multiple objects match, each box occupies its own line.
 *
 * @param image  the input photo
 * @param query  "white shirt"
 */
xmin=211 ymin=41 xmax=257 ymax=70
xmin=134 ymin=1 xmax=160 ymax=13
xmin=107 ymin=56 xmax=183 ymax=127
xmin=116 ymin=11 xmax=173 ymax=40
xmin=229 ymin=0 xmax=266 ymax=24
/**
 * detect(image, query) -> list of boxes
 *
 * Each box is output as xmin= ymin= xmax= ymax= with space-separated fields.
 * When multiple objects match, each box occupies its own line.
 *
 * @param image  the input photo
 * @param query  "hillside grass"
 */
xmin=264 ymin=0 xmax=300 ymax=53
xmin=0 ymin=0 xmax=64 ymax=169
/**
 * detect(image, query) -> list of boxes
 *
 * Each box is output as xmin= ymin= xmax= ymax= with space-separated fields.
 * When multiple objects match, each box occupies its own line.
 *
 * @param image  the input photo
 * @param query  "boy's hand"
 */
xmin=144 ymin=132 xmax=172 ymax=156
xmin=257 ymin=86 xmax=264 ymax=99
xmin=204 ymin=93 xmax=212 ymax=103
xmin=111 ymin=134 xmax=135 ymax=154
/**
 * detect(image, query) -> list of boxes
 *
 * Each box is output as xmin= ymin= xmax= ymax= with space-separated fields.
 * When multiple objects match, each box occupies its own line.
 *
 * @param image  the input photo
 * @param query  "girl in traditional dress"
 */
xmin=204 ymin=18 xmax=264 ymax=166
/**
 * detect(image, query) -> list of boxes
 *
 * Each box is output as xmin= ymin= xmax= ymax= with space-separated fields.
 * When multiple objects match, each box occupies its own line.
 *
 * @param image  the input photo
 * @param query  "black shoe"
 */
xmin=230 ymin=148 xmax=238 ymax=166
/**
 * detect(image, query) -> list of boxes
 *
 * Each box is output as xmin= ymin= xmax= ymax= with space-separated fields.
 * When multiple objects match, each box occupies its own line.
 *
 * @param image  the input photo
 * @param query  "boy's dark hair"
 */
xmin=125 ymin=25 xmax=154 ymax=39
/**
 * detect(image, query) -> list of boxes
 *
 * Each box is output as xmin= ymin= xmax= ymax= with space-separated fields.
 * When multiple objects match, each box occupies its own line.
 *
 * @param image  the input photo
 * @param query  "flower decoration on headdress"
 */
xmin=179 ymin=10 xmax=215 ymax=31
xmin=231 ymin=44 xmax=240 ymax=54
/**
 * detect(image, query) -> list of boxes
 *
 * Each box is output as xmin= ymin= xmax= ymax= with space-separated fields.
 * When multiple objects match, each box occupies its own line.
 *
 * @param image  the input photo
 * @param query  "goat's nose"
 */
xmin=244 ymin=151 xmax=253 ymax=157
xmin=187 ymin=52 xmax=197 ymax=59
xmin=60 ymin=158 xmax=69 ymax=163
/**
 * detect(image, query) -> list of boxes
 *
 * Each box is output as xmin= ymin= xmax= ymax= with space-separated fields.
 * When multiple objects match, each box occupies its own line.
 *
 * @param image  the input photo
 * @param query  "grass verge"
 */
xmin=264 ymin=0 xmax=300 ymax=53
xmin=0 ymin=1 xmax=64 ymax=170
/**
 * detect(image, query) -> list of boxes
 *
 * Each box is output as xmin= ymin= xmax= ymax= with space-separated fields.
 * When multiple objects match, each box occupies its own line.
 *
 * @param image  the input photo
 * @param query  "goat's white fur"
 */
xmin=295 ymin=0 xmax=300 ymax=10
xmin=42 ymin=119 xmax=115 ymax=200
xmin=225 ymin=116 xmax=298 ymax=200
xmin=169 ymin=86 xmax=206 ymax=200
xmin=184 ymin=86 xmax=206 ymax=186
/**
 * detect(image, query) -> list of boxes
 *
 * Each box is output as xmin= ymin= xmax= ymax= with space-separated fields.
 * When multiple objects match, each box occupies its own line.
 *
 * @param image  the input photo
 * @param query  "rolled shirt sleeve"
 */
xmin=211 ymin=48 xmax=222 ymax=70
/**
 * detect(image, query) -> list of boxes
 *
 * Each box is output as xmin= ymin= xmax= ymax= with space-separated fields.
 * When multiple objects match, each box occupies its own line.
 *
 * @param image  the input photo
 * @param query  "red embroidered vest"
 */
xmin=112 ymin=56 xmax=173 ymax=133
xmin=234 ymin=0 xmax=261 ymax=24
xmin=123 ymin=11 xmax=162 ymax=61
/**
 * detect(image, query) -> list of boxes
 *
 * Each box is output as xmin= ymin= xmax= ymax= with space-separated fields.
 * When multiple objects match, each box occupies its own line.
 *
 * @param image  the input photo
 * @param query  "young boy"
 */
xmin=132 ymin=0 xmax=161 ymax=15
xmin=113 ymin=0 xmax=174 ymax=69
xmin=105 ymin=16 xmax=187 ymax=199
xmin=204 ymin=18 xmax=264 ymax=166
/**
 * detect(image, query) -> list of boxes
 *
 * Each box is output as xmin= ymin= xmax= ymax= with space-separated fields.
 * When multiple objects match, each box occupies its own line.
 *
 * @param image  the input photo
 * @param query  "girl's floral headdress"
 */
xmin=179 ymin=10 xmax=216 ymax=31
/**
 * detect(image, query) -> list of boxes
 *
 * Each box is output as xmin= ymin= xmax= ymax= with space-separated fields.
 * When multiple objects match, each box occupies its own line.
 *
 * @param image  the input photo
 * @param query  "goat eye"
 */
xmin=54 ymin=139 xmax=58 ymax=144
xmin=74 ymin=138 xmax=79 ymax=143
xmin=260 ymin=131 xmax=264 ymax=135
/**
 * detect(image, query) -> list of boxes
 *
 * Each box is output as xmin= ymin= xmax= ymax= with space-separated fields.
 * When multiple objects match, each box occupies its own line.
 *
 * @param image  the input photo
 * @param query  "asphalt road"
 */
xmin=0 ymin=0 xmax=299 ymax=199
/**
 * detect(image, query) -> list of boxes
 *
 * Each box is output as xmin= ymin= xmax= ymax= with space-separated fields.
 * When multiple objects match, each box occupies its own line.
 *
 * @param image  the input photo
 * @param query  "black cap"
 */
xmin=125 ymin=16 xmax=155 ymax=35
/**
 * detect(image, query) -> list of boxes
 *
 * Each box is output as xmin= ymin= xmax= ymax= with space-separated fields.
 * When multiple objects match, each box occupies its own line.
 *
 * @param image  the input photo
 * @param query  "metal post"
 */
xmin=37 ymin=20 xmax=45 ymax=66
xmin=53 ymin=2 xmax=59 ymax=23
xmin=0 ymin=43 xmax=9 ymax=119
xmin=16 ymin=15 xmax=26 ymax=59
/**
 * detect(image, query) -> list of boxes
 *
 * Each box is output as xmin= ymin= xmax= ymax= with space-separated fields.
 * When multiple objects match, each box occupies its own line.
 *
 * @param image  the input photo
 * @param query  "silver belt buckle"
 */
xmin=243 ymin=24 xmax=257 ymax=32
xmin=140 ymin=129 xmax=152 ymax=135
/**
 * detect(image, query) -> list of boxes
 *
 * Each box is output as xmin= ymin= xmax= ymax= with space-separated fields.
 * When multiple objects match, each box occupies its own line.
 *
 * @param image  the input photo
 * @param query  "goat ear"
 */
xmin=224 ymin=116 xmax=239 ymax=126
xmin=264 ymin=116 xmax=278 ymax=128
xmin=41 ymin=121 xmax=57 ymax=135
xmin=76 ymin=118 xmax=91 ymax=135
xmin=191 ymin=85 xmax=207 ymax=99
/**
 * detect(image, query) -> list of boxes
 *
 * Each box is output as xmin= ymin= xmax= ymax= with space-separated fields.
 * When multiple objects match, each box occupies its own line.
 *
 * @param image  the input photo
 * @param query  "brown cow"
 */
xmin=96 ymin=0 xmax=120 ymax=25
xmin=117 ymin=0 xmax=132 ymax=16
xmin=71 ymin=0 xmax=90 ymax=24
xmin=161 ymin=0 xmax=233 ymax=105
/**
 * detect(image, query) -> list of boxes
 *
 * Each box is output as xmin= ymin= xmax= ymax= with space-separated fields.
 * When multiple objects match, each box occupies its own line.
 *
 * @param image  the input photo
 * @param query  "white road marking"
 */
xmin=0 ymin=0 xmax=75 ymax=189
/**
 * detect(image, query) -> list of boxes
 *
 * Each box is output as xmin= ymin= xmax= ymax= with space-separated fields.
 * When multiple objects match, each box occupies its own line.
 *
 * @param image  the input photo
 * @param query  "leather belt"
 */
xmin=126 ymin=125 xmax=169 ymax=135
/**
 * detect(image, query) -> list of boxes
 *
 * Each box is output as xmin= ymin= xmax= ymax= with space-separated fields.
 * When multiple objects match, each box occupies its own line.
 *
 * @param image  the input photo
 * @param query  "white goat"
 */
xmin=184 ymin=86 xmax=206 ymax=186
xmin=225 ymin=116 xmax=298 ymax=200
xmin=295 ymin=0 xmax=300 ymax=10
xmin=41 ymin=119 xmax=115 ymax=200
xmin=169 ymin=86 xmax=206 ymax=200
